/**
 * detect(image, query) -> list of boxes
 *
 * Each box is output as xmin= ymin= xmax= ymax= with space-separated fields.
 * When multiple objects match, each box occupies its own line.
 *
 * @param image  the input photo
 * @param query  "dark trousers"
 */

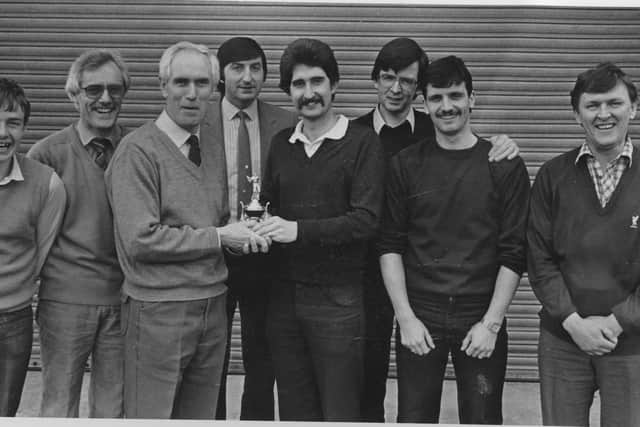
xmin=396 ymin=293 xmax=507 ymax=424
xmin=0 ymin=305 xmax=32 ymax=417
xmin=539 ymin=328 xmax=640 ymax=427
xmin=361 ymin=262 xmax=394 ymax=422
xmin=215 ymin=255 xmax=275 ymax=420
xmin=122 ymin=294 xmax=227 ymax=419
xmin=267 ymin=280 xmax=364 ymax=422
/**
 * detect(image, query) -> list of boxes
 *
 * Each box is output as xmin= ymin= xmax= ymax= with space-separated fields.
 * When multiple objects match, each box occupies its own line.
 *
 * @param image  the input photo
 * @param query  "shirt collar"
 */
xmin=155 ymin=110 xmax=200 ymax=148
xmin=288 ymin=115 xmax=349 ymax=145
xmin=575 ymin=138 xmax=634 ymax=167
xmin=0 ymin=155 xmax=24 ymax=186
xmin=75 ymin=121 xmax=119 ymax=147
xmin=372 ymin=105 xmax=415 ymax=135
xmin=221 ymin=97 xmax=258 ymax=123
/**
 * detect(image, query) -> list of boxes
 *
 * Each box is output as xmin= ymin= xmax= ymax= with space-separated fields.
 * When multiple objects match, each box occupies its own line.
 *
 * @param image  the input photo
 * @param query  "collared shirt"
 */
xmin=75 ymin=121 xmax=120 ymax=149
xmin=221 ymin=97 xmax=261 ymax=222
xmin=575 ymin=138 xmax=634 ymax=207
xmin=288 ymin=114 xmax=349 ymax=158
xmin=0 ymin=155 xmax=66 ymax=274
xmin=155 ymin=110 xmax=200 ymax=158
xmin=372 ymin=105 xmax=415 ymax=135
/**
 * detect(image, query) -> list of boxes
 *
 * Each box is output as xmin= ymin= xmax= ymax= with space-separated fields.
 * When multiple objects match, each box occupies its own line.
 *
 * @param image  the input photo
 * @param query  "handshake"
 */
xmin=218 ymin=216 xmax=298 ymax=254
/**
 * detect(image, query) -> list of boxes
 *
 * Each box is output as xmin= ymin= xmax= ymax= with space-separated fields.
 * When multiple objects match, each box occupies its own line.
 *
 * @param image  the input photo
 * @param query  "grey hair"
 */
xmin=158 ymin=41 xmax=219 ymax=85
xmin=65 ymin=48 xmax=130 ymax=99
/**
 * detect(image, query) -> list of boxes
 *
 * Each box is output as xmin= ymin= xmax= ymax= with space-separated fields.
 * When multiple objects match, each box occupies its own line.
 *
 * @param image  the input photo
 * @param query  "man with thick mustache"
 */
xmin=106 ymin=41 xmax=268 ymax=419
xmin=354 ymin=37 xmax=520 ymax=422
xmin=28 ymin=49 xmax=130 ymax=417
xmin=253 ymin=38 xmax=384 ymax=421
xmin=528 ymin=62 xmax=640 ymax=426
xmin=379 ymin=56 xmax=529 ymax=424
xmin=206 ymin=37 xmax=297 ymax=421
xmin=0 ymin=78 xmax=65 ymax=417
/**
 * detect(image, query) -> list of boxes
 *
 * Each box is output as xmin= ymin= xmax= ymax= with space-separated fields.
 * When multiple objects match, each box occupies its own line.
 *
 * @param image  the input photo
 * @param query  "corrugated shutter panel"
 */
xmin=4 ymin=1 xmax=639 ymax=381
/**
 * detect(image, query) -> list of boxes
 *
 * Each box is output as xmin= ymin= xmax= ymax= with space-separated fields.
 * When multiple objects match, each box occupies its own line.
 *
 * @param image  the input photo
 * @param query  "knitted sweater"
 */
xmin=0 ymin=156 xmax=55 ymax=311
xmin=528 ymin=147 xmax=640 ymax=354
xmin=261 ymin=121 xmax=385 ymax=287
xmin=105 ymin=121 xmax=228 ymax=301
xmin=379 ymin=137 xmax=530 ymax=299
xmin=27 ymin=124 xmax=123 ymax=305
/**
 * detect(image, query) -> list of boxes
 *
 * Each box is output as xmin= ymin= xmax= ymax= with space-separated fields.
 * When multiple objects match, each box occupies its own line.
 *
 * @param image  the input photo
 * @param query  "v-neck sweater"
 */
xmin=27 ymin=124 xmax=123 ymax=305
xmin=105 ymin=121 xmax=228 ymax=301
xmin=528 ymin=146 xmax=640 ymax=354
xmin=261 ymin=122 xmax=385 ymax=287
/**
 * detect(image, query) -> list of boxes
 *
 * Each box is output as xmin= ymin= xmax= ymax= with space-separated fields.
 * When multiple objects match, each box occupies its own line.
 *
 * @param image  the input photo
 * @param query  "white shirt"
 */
xmin=155 ymin=110 xmax=200 ymax=158
xmin=372 ymin=105 xmax=416 ymax=135
xmin=288 ymin=114 xmax=349 ymax=158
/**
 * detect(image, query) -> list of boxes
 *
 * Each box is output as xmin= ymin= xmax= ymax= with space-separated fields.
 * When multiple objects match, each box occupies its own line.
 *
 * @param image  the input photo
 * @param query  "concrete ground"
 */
xmin=16 ymin=371 xmax=601 ymax=425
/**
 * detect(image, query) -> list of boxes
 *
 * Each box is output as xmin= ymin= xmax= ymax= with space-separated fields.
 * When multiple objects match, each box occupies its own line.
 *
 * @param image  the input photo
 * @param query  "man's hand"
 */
xmin=461 ymin=321 xmax=498 ymax=359
xmin=488 ymin=134 xmax=519 ymax=162
xmin=252 ymin=216 xmax=298 ymax=243
xmin=562 ymin=313 xmax=618 ymax=356
xmin=218 ymin=222 xmax=269 ymax=254
xmin=397 ymin=315 xmax=435 ymax=356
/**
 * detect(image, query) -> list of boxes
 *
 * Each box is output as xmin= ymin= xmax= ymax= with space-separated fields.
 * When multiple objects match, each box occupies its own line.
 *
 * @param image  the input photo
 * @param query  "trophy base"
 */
xmin=245 ymin=209 xmax=265 ymax=219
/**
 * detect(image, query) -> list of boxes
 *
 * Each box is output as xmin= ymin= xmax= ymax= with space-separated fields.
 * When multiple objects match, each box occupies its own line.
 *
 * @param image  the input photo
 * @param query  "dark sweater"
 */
xmin=528 ymin=147 xmax=640 ymax=354
xmin=27 ymin=124 xmax=123 ymax=305
xmin=379 ymin=137 xmax=529 ymax=299
xmin=261 ymin=121 xmax=385 ymax=287
xmin=353 ymin=108 xmax=435 ymax=157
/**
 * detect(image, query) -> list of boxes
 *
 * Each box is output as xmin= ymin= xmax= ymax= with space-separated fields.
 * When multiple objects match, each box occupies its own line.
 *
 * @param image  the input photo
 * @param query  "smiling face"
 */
xmin=73 ymin=61 xmax=124 ymax=137
xmin=424 ymin=82 xmax=475 ymax=137
xmin=223 ymin=56 xmax=265 ymax=109
xmin=161 ymin=49 xmax=214 ymax=133
xmin=574 ymin=81 xmax=637 ymax=155
xmin=289 ymin=64 xmax=336 ymax=122
xmin=374 ymin=61 xmax=419 ymax=118
xmin=0 ymin=106 xmax=25 ymax=171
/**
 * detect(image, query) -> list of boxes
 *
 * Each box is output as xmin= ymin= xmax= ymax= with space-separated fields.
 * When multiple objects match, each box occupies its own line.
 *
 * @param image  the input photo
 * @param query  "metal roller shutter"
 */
xmin=3 ymin=1 xmax=639 ymax=380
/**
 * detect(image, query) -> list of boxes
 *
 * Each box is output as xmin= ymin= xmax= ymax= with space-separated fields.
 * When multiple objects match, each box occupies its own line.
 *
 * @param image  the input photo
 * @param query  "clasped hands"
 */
xmin=219 ymin=216 xmax=297 ymax=254
xmin=562 ymin=312 xmax=623 ymax=356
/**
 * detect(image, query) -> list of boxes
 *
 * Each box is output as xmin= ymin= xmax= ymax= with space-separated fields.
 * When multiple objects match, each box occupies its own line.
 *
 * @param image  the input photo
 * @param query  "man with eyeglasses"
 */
xmin=207 ymin=37 xmax=297 ymax=421
xmin=28 ymin=49 xmax=130 ymax=418
xmin=353 ymin=37 xmax=520 ymax=422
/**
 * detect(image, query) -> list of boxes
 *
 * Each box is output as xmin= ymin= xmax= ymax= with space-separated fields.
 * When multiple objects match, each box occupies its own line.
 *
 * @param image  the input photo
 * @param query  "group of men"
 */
xmin=0 ymin=34 xmax=638 ymax=427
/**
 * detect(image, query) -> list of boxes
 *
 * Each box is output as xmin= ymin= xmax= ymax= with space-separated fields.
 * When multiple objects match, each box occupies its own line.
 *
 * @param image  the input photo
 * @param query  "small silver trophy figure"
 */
xmin=240 ymin=175 xmax=270 ymax=221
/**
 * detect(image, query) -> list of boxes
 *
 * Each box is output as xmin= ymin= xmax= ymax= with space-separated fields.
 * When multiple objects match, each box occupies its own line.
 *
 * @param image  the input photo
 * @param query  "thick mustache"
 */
xmin=436 ymin=109 xmax=460 ymax=118
xmin=298 ymin=95 xmax=324 ymax=108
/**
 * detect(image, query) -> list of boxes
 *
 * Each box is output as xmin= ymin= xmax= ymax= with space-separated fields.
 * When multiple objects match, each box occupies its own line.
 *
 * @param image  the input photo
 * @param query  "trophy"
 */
xmin=239 ymin=175 xmax=270 ymax=221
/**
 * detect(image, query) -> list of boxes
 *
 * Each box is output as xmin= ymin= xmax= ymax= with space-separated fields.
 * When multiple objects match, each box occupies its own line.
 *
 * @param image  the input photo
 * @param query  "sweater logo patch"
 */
xmin=631 ymin=215 xmax=639 ymax=229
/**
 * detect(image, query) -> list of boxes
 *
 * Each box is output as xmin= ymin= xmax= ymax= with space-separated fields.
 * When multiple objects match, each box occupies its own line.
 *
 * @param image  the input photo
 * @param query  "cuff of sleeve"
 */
xmin=296 ymin=220 xmax=315 ymax=245
xmin=559 ymin=306 xmax=578 ymax=323
xmin=499 ymin=259 xmax=525 ymax=277
xmin=211 ymin=227 xmax=222 ymax=253
xmin=611 ymin=302 xmax=637 ymax=335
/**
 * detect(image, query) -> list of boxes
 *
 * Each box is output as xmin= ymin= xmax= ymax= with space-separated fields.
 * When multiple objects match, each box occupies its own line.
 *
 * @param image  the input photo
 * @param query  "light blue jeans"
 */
xmin=37 ymin=300 xmax=124 ymax=417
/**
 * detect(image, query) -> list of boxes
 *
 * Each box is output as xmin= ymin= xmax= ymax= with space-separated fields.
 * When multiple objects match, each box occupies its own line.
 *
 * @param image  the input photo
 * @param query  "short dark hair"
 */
xmin=570 ymin=62 xmax=638 ymax=111
xmin=279 ymin=38 xmax=339 ymax=95
xmin=0 ymin=77 xmax=31 ymax=125
xmin=371 ymin=37 xmax=429 ymax=97
xmin=216 ymin=37 xmax=267 ymax=94
xmin=424 ymin=55 xmax=473 ymax=97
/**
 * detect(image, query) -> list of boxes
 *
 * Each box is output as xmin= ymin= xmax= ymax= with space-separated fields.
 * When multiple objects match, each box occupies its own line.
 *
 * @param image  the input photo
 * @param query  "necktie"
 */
xmin=89 ymin=137 xmax=112 ymax=170
xmin=236 ymin=110 xmax=252 ymax=218
xmin=186 ymin=134 xmax=201 ymax=166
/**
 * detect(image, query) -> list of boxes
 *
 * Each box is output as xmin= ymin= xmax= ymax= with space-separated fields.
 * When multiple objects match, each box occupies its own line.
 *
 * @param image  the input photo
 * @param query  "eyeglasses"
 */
xmin=81 ymin=84 xmax=125 ymax=100
xmin=379 ymin=73 xmax=417 ymax=91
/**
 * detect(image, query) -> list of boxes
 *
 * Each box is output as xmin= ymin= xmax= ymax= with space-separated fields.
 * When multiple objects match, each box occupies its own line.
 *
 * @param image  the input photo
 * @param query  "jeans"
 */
xmin=0 ymin=306 xmax=32 ymax=417
xmin=267 ymin=280 xmax=364 ymax=421
xmin=122 ymin=294 xmax=227 ymax=419
xmin=539 ymin=327 xmax=640 ymax=427
xmin=396 ymin=292 xmax=507 ymax=424
xmin=216 ymin=255 xmax=275 ymax=420
xmin=37 ymin=300 xmax=123 ymax=418
xmin=361 ymin=261 xmax=394 ymax=422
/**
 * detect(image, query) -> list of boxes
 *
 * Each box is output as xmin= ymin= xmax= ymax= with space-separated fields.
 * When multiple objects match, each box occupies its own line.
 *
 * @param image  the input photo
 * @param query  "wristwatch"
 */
xmin=481 ymin=318 xmax=501 ymax=334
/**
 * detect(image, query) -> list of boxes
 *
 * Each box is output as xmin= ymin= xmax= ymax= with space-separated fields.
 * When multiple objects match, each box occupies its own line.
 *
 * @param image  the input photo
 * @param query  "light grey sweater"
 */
xmin=105 ymin=121 xmax=229 ymax=301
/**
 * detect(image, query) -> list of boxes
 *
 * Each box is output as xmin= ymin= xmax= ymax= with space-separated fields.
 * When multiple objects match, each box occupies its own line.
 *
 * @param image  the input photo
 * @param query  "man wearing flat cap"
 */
xmin=205 ymin=36 xmax=297 ymax=421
